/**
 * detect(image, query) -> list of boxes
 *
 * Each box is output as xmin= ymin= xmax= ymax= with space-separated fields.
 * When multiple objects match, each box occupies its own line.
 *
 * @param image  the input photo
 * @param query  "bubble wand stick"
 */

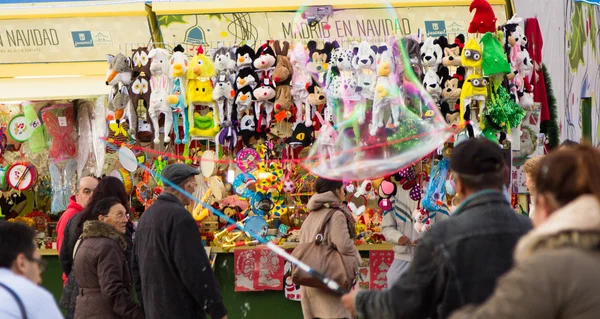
xmin=103 ymin=139 xmax=349 ymax=296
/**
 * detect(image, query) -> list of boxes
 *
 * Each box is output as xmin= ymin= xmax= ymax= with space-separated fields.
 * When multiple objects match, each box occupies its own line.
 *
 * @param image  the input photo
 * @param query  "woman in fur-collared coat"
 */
xmin=73 ymin=197 xmax=144 ymax=319
xmin=450 ymin=145 xmax=600 ymax=319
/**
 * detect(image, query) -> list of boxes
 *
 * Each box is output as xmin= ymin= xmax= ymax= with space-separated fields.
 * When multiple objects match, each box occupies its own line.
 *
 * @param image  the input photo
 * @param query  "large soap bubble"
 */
xmin=290 ymin=1 xmax=455 ymax=181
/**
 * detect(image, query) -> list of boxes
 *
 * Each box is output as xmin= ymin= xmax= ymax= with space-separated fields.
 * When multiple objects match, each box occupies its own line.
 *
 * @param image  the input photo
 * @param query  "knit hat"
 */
xmin=450 ymin=138 xmax=504 ymax=175
xmin=480 ymin=32 xmax=511 ymax=76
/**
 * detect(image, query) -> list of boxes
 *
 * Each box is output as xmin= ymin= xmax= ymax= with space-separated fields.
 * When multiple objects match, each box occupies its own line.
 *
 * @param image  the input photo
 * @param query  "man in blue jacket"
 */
xmin=133 ymin=163 xmax=227 ymax=319
xmin=342 ymin=138 xmax=532 ymax=319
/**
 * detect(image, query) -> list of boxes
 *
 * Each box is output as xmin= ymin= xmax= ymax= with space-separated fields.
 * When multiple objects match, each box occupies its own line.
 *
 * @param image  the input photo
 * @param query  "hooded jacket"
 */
xmin=299 ymin=191 xmax=361 ymax=319
xmin=73 ymin=221 xmax=143 ymax=319
xmin=450 ymin=195 xmax=600 ymax=319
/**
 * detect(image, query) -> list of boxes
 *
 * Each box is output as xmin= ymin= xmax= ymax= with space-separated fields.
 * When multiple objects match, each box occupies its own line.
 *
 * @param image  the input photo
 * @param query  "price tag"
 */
xmin=274 ymin=111 xmax=287 ymax=122
xmin=58 ymin=117 xmax=67 ymax=127
xmin=219 ymin=74 xmax=226 ymax=82
xmin=264 ymin=78 xmax=270 ymax=86
xmin=29 ymin=119 xmax=41 ymax=130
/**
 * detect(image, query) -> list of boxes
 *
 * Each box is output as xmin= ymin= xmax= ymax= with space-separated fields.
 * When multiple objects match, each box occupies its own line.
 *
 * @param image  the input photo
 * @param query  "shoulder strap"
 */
xmin=317 ymin=209 xmax=339 ymax=239
xmin=0 ymin=282 xmax=28 ymax=319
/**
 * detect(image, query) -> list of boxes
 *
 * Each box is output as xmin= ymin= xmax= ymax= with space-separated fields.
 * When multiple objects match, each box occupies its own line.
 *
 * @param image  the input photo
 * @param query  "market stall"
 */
xmin=1 ymin=0 xmax=568 ymax=318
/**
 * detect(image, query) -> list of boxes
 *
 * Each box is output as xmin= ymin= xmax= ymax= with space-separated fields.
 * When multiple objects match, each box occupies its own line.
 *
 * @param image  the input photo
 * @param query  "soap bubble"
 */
xmin=291 ymin=0 xmax=455 ymax=181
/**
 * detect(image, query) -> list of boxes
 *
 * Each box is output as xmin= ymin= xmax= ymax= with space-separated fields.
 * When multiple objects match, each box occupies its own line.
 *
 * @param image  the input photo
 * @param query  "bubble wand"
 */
xmin=102 ymin=139 xmax=349 ymax=296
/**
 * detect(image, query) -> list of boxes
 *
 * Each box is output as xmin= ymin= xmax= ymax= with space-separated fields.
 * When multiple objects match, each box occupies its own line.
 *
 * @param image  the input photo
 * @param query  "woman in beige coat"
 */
xmin=299 ymin=178 xmax=361 ymax=319
xmin=450 ymin=145 xmax=600 ymax=319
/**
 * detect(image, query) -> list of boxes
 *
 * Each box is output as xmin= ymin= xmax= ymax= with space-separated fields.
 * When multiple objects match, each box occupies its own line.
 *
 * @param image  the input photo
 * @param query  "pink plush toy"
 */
xmin=315 ymin=110 xmax=337 ymax=166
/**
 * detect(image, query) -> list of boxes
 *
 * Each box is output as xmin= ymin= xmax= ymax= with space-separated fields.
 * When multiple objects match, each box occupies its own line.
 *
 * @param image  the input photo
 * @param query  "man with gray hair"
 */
xmin=133 ymin=163 xmax=227 ymax=319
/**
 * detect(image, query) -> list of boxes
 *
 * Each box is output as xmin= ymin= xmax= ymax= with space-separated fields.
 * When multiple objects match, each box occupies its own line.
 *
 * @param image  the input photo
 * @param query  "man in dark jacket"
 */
xmin=133 ymin=163 xmax=227 ymax=319
xmin=342 ymin=138 xmax=532 ymax=319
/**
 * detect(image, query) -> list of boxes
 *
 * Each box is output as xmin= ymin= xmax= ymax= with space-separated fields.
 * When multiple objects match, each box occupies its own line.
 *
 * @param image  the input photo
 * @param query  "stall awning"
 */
xmin=0 ymin=1 xmax=154 ymax=101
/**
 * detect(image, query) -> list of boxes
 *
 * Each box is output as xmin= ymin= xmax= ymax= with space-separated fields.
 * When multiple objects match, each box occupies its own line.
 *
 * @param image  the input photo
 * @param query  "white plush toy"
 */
xmin=149 ymin=75 xmax=173 ymax=144
xmin=420 ymin=37 xmax=443 ymax=68
xmin=422 ymin=67 xmax=442 ymax=102
xmin=352 ymin=41 xmax=378 ymax=100
xmin=371 ymin=43 xmax=399 ymax=136
xmin=169 ymin=44 xmax=189 ymax=79
xmin=148 ymin=48 xmax=170 ymax=77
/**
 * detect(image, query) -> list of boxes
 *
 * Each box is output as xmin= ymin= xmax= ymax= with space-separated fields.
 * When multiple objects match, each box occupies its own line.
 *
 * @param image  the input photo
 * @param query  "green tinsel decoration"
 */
xmin=540 ymin=63 xmax=560 ymax=150
xmin=388 ymin=116 xmax=422 ymax=151
xmin=484 ymin=85 xmax=526 ymax=132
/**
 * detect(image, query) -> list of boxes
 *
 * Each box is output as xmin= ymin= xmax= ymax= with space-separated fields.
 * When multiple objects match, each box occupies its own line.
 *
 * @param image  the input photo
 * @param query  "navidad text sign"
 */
xmin=0 ymin=15 xmax=151 ymax=64
xmin=157 ymin=5 xmax=507 ymax=47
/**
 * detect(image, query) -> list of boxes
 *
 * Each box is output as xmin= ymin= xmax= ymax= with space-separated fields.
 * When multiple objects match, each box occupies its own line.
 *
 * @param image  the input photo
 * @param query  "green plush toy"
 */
xmin=479 ymin=32 xmax=511 ymax=77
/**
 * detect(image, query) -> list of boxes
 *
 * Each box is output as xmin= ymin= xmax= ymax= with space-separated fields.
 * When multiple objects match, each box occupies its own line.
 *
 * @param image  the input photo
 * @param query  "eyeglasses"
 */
xmin=28 ymin=257 xmax=47 ymax=273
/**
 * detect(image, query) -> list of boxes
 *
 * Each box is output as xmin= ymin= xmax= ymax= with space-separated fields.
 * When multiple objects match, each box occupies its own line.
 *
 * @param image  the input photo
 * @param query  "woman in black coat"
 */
xmin=60 ymin=176 xmax=134 ymax=318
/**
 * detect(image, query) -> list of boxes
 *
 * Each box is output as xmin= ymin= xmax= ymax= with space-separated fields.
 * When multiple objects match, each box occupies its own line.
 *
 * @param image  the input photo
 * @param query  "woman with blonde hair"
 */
xmin=523 ymin=155 xmax=544 ymax=219
xmin=450 ymin=144 xmax=600 ymax=318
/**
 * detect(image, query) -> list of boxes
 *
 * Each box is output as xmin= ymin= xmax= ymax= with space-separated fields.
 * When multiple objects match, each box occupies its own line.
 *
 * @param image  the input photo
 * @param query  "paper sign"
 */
xmin=369 ymin=251 xmax=394 ymax=290
xmin=234 ymin=249 xmax=257 ymax=292
xmin=274 ymin=111 xmax=288 ymax=122
xmin=58 ymin=117 xmax=67 ymax=127
xmin=254 ymin=248 xmax=284 ymax=291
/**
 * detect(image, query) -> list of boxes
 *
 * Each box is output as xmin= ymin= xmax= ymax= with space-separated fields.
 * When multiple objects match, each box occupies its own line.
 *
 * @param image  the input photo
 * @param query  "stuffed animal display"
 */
xmin=101 ymin=14 xmax=532 ymax=161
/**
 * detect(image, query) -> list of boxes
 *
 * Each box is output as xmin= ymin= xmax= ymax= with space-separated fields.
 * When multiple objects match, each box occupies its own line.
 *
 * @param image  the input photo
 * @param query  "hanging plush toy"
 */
xmin=438 ymin=35 xmax=465 ymax=67
xmin=468 ymin=0 xmax=498 ymax=34
xmin=352 ymin=41 xmax=378 ymax=100
xmin=285 ymin=122 xmax=314 ymax=148
xmin=440 ymin=101 xmax=461 ymax=127
xmin=236 ymin=44 xmax=256 ymax=70
xmin=479 ymin=32 xmax=512 ymax=78
xmin=254 ymin=42 xmax=277 ymax=82
xmin=306 ymin=82 xmax=326 ymax=128
xmin=439 ymin=66 xmax=466 ymax=102
xmin=422 ymin=66 xmax=442 ymax=103
xmin=108 ymin=84 xmax=137 ymax=138
xmin=170 ymin=44 xmax=189 ymax=79
xmin=212 ymin=66 xmax=235 ymax=126
xmin=253 ymin=77 xmax=276 ymax=131
xmin=290 ymin=43 xmax=312 ymax=128
xmin=307 ymin=40 xmax=334 ymax=84
xmin=325 ymin=41 xmax=355 ymax=123
xmin=461 ymin=38 xmax=484 ymax=69
xmin=239 ymin=114 xmax=259 ymax=147
xmin=167 ymin=78 xmax=189 ymax=144
xmin=187 ymin=46 xmax=219 ymax=137
xmin=419 ymin=37 xmax=443 ymax=68
xmin=314 ymin=111 xmax=337 ymax=166
xmin=106 ymin=53 xmax=133 ymax=88
xmin=130 ymin=46 xmax=152 ymax=108
xmin=459 ymin=73 xmax=488 ymax=137
xmin=372 ymin=43 xmax=399 ymax=135
xmin=149 ymin=74 xmax=173 ymax=144
xmin=235 ymin=86 xmax=255 ymax=118
xmin=212 ymin=44 xmax=237 ymax=82
xmin=273 ymin=40 xmax=294 ymax=113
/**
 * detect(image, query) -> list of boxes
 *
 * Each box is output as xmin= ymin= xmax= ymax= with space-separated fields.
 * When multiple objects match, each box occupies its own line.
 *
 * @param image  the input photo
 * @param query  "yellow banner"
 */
xmin=0 ymin=16 xmax=152 ymax=64
xmin=158 ymin=5 xmax=507 ymax=46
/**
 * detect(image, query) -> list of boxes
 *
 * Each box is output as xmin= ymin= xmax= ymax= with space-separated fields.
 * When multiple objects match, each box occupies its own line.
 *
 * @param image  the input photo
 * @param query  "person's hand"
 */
xmin=341 ymin=289 xmax=359 ymax=317
xmin=411 ymin=239 xmax=419 ymax=246
xmin=398 ymin=236 xmax=410 ymax=246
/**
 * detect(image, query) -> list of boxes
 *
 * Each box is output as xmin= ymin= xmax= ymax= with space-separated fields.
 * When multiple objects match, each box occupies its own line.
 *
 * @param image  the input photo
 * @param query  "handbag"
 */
xmin=291 ymin=209 xmax=354 ymax=291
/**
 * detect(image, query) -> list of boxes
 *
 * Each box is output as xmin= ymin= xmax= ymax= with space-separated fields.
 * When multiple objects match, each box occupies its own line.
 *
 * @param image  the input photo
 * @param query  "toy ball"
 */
xmin=283 ymin=180 xmax=295 ymax=193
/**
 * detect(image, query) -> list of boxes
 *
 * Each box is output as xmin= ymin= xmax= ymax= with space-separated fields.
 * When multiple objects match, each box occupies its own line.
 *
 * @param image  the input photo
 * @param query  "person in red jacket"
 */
xmin=55 ymin=175 xmax=99 ymax=285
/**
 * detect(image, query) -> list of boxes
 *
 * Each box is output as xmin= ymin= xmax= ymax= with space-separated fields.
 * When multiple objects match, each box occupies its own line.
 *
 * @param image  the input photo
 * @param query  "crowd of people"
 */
xmin=1 ymin=137 xmax=599 ymax=319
